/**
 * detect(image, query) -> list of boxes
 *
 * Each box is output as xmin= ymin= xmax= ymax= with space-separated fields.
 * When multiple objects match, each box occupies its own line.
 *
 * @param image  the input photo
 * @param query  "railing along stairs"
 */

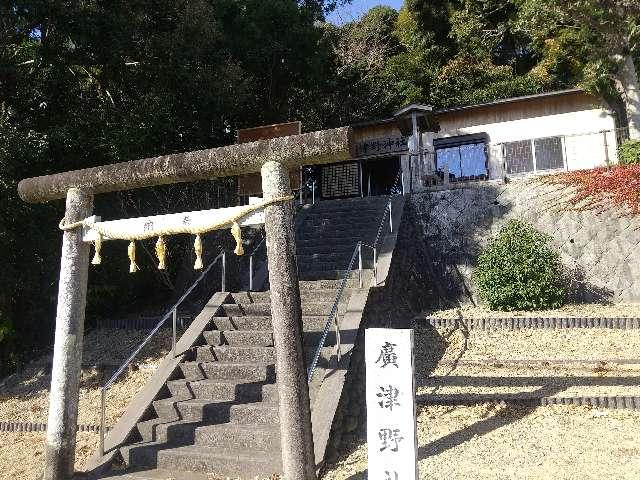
xmin=306 ymin=170 xmax=403 ymax=381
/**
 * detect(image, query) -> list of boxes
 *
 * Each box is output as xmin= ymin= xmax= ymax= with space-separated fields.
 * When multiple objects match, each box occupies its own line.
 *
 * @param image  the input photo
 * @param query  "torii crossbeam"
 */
xmin=18 ymin=127 xmax=355 ymax=480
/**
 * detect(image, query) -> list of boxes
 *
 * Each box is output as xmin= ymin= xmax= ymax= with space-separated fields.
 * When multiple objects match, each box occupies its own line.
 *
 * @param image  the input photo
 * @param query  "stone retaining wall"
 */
xmin=410 ymin=179 xmax=640 ymax=305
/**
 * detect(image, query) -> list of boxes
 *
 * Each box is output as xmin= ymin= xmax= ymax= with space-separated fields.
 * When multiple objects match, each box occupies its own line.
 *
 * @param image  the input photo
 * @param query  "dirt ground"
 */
xmin=0 ymin=431 xmax=97 ymax=480
xmin=416 ymin=327 xmax=640 ymax=363
xmin=0 ymin=328 xmax=170 ymax=426
xmin=322 ymin=404 xmax=640 ymax=480
xmin=425 ymin=303 xmax=640 ymax=319
xmin=0 ymin=328 xmax=171 ymax=478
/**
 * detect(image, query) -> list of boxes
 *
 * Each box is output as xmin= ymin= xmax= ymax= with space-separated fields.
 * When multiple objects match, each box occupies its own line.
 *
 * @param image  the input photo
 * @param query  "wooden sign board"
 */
xmin=82 ymin=198 xmax=265 ymax=242
xmin=237 ymin=121 xmax=301 ymax=144
xmin=365 ymin=328 xmax=418 ymax=480
xmin=237 ymin=121 xmax=302 ymax=196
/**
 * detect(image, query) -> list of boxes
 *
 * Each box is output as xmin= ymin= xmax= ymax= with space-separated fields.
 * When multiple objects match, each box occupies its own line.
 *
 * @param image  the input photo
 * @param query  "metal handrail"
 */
xmin=307 ymin=241 xmax=360 ymax=382
xmin=99 ymin=250 xmax=226 ymax=456
xmin=372 ymin=168 xmax=403 ymax=248
xmin=306 ymin=168 xmax=404 ymax=382
xmin=248 ymin=234 xmax=266 ymax=291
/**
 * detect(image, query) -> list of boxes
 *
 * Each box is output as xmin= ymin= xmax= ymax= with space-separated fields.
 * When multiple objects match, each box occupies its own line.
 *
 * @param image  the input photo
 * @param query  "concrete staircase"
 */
xmin=97 ymin=196 xmax=395 ymax=479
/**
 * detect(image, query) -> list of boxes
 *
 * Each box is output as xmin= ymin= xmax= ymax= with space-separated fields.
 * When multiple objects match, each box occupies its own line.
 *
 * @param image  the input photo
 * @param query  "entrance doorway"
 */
xmin=362 ymin=156 xmax=401 ymax=196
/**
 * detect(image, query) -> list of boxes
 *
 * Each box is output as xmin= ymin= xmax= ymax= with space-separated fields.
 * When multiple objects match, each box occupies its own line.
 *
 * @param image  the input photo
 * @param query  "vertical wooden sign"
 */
xmin=365 ymin=328 xmax=418 ymax=480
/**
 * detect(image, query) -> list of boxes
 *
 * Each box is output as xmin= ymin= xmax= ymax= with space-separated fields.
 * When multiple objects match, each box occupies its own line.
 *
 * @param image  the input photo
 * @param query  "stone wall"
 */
xmin=410 ymin=179 xmax=640 ymax=305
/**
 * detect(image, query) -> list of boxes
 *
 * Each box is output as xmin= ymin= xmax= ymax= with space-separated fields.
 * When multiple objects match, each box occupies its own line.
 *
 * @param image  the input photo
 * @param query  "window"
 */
xmin=534 ymin=136 xmax=564 ymax=171
xmin=435 ymin=134 xmax=489 ymax=182
xmin=504 ymin=136 xmax=565 ymax=175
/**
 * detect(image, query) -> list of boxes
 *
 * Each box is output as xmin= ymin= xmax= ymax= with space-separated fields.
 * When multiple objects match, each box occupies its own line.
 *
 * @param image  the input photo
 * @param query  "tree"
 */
xmin=515 ymin=0 xmax=640 ymax=138
xmin=0 ymin=0 xmax=339 ymax=376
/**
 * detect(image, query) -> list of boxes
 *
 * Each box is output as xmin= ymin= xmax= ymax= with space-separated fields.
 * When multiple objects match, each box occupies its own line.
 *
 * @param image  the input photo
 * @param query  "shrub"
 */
xmin=618 ymin=139 xmax=640 ymax=165
xmin=475 ymin=220 xmax=566 ymax=311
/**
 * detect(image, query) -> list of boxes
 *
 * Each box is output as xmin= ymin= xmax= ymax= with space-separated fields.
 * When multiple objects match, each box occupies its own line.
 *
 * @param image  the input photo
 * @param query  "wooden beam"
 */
xmin=18 ymin=127 xmax=354 ymax=204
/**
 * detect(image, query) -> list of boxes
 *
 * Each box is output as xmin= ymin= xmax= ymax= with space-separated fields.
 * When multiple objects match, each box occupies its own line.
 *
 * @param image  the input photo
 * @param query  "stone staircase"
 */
xmin=97 ymin=196 xmax=395 ymax=479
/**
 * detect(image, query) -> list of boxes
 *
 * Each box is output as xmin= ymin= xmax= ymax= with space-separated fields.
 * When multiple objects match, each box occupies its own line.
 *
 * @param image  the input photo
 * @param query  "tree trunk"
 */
xmin=617 ymin=55 xmax=640 ymax=140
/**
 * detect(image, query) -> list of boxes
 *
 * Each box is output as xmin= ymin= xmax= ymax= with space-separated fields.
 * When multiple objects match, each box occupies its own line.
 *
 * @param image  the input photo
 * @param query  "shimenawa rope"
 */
xmin=59 ymin=195 xmax=293 ymax=271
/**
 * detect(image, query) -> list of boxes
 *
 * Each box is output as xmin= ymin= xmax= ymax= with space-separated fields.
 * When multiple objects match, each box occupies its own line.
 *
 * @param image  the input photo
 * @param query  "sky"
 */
xmin=327 ymin=0 xmax=405 ymax=25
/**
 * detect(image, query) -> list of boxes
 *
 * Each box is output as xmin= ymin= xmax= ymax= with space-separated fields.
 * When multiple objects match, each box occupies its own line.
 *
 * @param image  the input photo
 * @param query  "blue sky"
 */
xmin=327 ymin=0 xmax=404 ymax=24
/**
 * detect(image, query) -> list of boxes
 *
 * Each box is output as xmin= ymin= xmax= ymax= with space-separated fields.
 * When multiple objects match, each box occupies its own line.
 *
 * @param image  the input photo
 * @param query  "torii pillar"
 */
xmin=18 ymin=127 xmax=355 ymax=480
xmin=45 ymin=188 xmax=93 ymax=479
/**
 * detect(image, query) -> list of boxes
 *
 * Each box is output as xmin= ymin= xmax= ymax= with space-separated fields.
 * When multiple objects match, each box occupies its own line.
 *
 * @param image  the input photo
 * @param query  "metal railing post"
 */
xmin=221 ymin=251 xmax=226 ymax=292
xmin=388 ymin=202 xmax=393 ymax=233
xmin=373 ymin=247 xmax=378 ymax=286
xmin=299 ymin=166 xmax=303 ymax=205
xmin=401 ymin=170 xmax=405 ymax=195
xmin=99 ymin=388 xmax=105 ymax=456
xmin=312 ymin=181 xmax=316 ymax=205
xmin=172 ymin=308 xmax=177 ymax=357
xmin=358 ymin=242 xmax=363 ymax=288
xmin=249 ymin=255 xmax=254 ymax=291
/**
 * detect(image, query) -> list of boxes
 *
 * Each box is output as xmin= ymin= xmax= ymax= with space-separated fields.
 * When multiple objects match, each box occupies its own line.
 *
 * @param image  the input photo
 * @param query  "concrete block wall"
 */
xmin=409 ymin=179 xmax=640 ymax=305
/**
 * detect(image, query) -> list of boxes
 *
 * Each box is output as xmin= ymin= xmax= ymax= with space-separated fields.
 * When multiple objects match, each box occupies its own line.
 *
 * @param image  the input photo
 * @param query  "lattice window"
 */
xmin=534 ymin=136 xmax=564 ymax=171
xmin=504 ymin=137 xmax=565 ymax=175
xmin=504 ymin=140 xmax=534 ymax=174
xmin=321 ymin=162 xmax=360 ymax=198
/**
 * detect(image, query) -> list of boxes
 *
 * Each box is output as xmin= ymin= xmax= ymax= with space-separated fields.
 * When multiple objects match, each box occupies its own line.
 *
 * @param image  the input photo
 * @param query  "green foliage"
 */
xmin=618 ymin=140 xmax=640 ymax=165
xmin=475 ymin=220 xmax=566 ymax=311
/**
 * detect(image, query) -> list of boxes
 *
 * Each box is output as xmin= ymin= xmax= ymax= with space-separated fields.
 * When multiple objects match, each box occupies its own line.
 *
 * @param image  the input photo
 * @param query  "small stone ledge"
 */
xmin=421 ymin=394 xmax=640 ymax=410
xmin=424 ymin=317 xmax=640 ymax=330
xmin=0 ymin=421 xmax=109 ymax=433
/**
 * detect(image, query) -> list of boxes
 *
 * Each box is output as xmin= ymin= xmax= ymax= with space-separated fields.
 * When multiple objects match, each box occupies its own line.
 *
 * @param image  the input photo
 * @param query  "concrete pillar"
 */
xmin=44 ymin=188 xmax=93 ymax=480
xmin=260 ymin=161 xmax=317 ymax=480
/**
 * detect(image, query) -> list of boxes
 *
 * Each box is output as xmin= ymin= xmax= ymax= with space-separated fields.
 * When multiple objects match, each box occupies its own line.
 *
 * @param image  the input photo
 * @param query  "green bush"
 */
xmin=618 ymin=139 xmax=640 ymax=165
xmin=475 ymin=220 xmax=566 ymax=311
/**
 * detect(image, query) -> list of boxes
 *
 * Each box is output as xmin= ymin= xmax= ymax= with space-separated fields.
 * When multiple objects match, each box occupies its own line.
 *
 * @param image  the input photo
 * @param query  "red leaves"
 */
xmin=541 ymin=165 xmax=640 ymax=215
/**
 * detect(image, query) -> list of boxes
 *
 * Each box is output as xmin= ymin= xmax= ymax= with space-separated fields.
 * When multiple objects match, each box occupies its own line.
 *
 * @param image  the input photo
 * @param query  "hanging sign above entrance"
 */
xmin=365 ymin=328 xmax=418 ymax=480
xmin=355 ymin=136 xmax=409 ymax=158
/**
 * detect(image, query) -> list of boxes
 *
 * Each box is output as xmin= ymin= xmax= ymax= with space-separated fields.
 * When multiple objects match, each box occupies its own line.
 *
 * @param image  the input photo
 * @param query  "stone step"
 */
xmin=297 ymin=252 xmax=358 ymax=264
xmin=298 ymin=260 xmax=362 ymax=273
xmin=194 ymin=423 xmax=280 ymax=451
xmin=152 ymin=398 xmax=180 ymax=422
xmin=220 ymin=302 xmax=341 ymax=317
xmin=195 ymin=345 xmax=275 ymax=363
xmin=303 ymin=214 xmax=382 ymax=226
xmin=179 ymin=362 xmax=275 ymax=382
xmin=203 ymin=328 xmax=334 ymax=348
xmin=297 ymin=228 xmax=380 ymax=243
xmin=304 ymin=198 xmax=388 ymax=213
xmin=232 ymin=289 xmax=342 ymax=304
xmin=298 ymin=278 xmax=363 ymax=290
xmin=100 ymin=468 xmax=213 ymax=480
xmin=121 ymin=439 xmax=165 ymax=469
xmin=188 ymin=379 xmax=277 ymax=403
xmin=203 ymin=329 xmax=274 ymax=347
xmin=298 ymin=269 xmax=362 ymax=281
xmin=211 ymin=314 xmax=328 ymax=331
xmin=297 ymin=243 xmax=359 ymax=256
xmin=176 ymin=399 xmax=279 ymax=424
xmin=296 ymin=236 xmax=372 ymax=249
xmin=157 ymin=445 xmax=282 ymax=478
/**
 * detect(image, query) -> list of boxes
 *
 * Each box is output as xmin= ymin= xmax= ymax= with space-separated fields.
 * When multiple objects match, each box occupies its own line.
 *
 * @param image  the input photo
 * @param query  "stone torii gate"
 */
xmin=18 ymin=127 xmax=355 ymax=480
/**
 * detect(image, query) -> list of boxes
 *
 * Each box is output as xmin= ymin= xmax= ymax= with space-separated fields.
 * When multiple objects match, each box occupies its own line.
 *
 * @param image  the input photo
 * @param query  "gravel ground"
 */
xmin=415 ymin=327 xmax=640 ymax=363
xmin=0 ymin=431 xmax=97 ymax=480
xmin=417 ymin=363 xmax=640 ymax=397
xmin=425 ymin=303 xmax=640 ymax=319
xmin=0 ymin=328 xmax=170 ymax=426
xmin=321 ymin=404 xmax=640 ymax=480
xmin=0 ymin=328 xmax=171 ymax=479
